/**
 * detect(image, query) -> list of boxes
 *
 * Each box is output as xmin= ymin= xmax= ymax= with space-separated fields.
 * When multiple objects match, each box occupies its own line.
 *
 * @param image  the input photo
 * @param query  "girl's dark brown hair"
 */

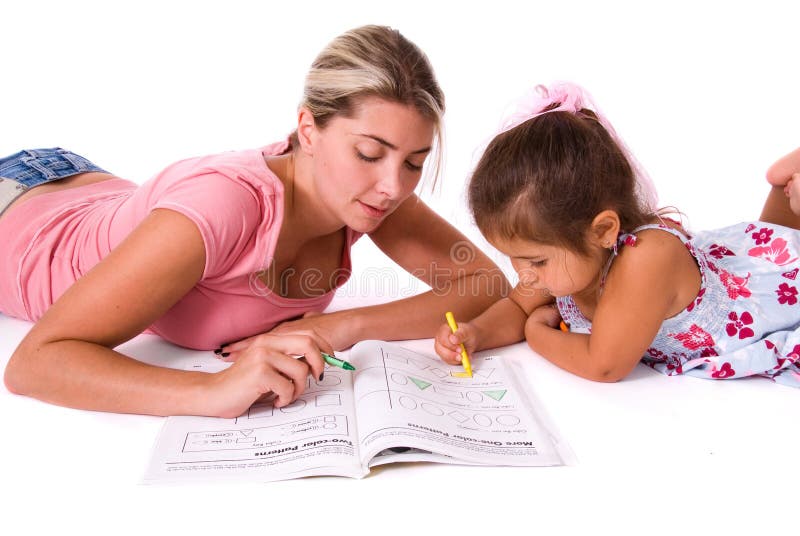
xmin=469 ymin=109 xmax=653 ymax=255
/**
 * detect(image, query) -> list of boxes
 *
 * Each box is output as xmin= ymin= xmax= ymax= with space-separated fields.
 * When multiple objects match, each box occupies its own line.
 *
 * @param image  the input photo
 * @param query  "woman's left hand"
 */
xmin=220 ymin=310 xmax=354 ymax=357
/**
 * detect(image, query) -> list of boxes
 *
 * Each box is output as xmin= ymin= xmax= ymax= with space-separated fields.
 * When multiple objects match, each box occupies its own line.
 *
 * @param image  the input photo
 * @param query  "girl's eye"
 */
xmin=356 ymin=151 xmax=380 ymax=163
xmin=530 ymin=260 xmax=547 ymax=267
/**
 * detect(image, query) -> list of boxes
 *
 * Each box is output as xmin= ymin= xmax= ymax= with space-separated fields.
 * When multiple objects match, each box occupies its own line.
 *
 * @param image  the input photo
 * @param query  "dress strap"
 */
xmin=600 ymin=222 xmax=691 ymax=286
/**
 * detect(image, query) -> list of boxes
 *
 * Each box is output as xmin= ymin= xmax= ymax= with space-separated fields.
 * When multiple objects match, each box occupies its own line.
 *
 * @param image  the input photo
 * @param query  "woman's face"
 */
xmin=306 ymin=96 xmax=435 ymax=233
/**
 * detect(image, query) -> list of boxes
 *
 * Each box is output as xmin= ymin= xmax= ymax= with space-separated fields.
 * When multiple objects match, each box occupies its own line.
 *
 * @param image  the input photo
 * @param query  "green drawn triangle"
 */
xmin=409 ymin=377 xmax=432 ymax=390
xmin=483 ymin=389 xmax=507 ymax=401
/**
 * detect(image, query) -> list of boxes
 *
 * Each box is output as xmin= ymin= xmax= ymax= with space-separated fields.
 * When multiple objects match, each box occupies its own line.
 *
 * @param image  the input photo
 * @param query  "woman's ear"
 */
xmin=296 ymin=107 xmax=316 ymax=155
xmin=590 ymin=210 xmax=621 ymax=248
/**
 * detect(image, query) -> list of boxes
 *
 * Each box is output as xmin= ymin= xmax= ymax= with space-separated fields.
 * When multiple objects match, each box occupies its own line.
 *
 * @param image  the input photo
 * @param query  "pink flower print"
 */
xmin=719 ymin=270 xmax=752 ymax=300
xmin=706 ymin=260 xmax=719 ymax=274
xmin=700 ymin=347 xmax=718 ymax=358
xmin=776 ymin=282 xmax=798 ymax=305
xmin=712 ymin=362 xmax=736 ymax=379
xmin=686 ymin=288 xmax=706 ymax=312
xmin=764 ymin=339 xmax=777 ymax=352
xmin=623 ymin=234 xmax=638 ymax=247
xmin=782 ymin=268 xmax=799 ymax=280
xmin=748 ymin=238 xmax=798 ymax=266
xmin=670 ymin=324 xmax=715 ymax=350
xmin=751 ymin=227 xmax=773 ymax=245
xmin=646 ymin=348 xmax=666 ymax=361
xmin=708 ymin=243 xmax=735 ymax=259
xmin=773 ymin=345 xmax=800 ymax=370
xmin=744 ymin=224 xmax=756 ymax=234
xmin=665 ymin=354 xmax=685 ymax=375
xmin=725 ymin=311 xmax=755 ymax=339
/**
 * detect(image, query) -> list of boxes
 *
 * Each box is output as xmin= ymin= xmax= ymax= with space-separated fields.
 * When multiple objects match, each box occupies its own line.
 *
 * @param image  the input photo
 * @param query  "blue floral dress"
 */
xmin=556 ymin=221 xmax=800 ymax=387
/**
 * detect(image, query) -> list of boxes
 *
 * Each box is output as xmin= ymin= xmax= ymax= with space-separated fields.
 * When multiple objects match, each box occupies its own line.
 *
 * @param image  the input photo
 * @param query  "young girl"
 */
xmin=1 ymin=26 xmax=507 ymax=417
xmin=435 ymin=82 xmax=800 ymax=387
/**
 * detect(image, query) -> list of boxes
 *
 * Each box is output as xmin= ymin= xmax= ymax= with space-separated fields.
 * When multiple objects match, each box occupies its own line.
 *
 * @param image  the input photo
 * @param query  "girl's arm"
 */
xmin=261 ymin=195 xmax=510 ymax=350
xmin=524 ymin=230 xmax=695 ymax=382
xmin=3 ymin=209 xmax=325 ymax=416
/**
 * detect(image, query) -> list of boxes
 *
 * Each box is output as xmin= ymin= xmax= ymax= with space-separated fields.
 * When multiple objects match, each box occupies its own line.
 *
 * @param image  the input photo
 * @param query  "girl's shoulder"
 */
xmin=608 ymin=219 xmax=702 ymax=319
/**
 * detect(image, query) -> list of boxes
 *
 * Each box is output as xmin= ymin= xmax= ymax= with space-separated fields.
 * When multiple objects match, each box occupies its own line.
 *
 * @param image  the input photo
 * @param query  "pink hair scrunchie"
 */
xmin=497 ymin=82 xmax=659 ymax=212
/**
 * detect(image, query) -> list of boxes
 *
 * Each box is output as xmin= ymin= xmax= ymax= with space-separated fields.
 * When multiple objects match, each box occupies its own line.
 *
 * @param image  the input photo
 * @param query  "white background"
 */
xmin=2 ymin=1 xmax=799 ymax=535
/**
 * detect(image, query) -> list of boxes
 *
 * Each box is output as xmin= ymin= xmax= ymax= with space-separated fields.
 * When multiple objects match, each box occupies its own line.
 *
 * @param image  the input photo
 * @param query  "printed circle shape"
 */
xmin=473 ymin=413 xmax=492 ymax=427
xmin=399 ymin=396 xmax=418 ymax=410
xmin=280 ymin=399 xmax=307 ymax=413
xmin=466 ymin=391 xmax=484 ymax=402
xmin=496 ymin=414 xmax=521 ymax=426
xmin=391 ymin=373 xmax=409 ymax=385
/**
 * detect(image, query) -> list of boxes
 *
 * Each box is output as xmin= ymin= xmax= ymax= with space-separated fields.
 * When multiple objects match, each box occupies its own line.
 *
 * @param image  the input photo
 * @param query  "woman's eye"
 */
xmin=530 ymin=260 xmax=547 ymax=267
xmin=356 ymin=151 xmax=380 ymax=163
xmin=404 ymin=161 xmax=424 ymax=172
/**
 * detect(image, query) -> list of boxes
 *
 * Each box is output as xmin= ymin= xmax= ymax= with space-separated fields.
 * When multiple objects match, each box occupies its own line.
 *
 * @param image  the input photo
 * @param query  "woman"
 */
xmin=1 ymin=26 xmax=507 ymax=417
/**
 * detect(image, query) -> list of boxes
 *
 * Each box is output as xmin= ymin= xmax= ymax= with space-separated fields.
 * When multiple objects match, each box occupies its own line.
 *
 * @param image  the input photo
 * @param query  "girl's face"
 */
xmin=305 ymin=96 xmax=435 ymax=233
xmin=489 ymin=235 xmax=607 ymax=299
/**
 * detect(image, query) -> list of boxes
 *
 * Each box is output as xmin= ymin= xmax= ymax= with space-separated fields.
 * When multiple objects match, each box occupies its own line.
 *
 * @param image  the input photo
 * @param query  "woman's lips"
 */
xmin=358 ymin=200 xmax=388 ymax=218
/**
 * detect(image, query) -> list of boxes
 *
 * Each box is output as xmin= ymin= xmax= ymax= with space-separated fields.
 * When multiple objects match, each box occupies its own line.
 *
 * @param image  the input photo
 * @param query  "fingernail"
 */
xmin=221 ymin=352 xmax=230 ymax=358
xmin=319 ymin=372 xmax=325 ymax=382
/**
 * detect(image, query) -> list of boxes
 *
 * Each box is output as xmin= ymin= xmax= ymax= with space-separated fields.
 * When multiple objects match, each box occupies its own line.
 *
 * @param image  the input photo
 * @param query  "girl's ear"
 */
xmin=296 ymin=107 xmax=316 ymax=156
xmin=589 ymin=210 xmax=621 ymax=248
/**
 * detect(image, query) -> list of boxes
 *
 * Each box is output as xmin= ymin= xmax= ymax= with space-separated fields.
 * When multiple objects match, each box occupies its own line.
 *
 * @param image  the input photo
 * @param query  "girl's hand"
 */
xmin=526 ymin=303 xmax=563 ymax=330
xmin=434 ymin=321 xmax=478 ymax=365
xmin=203 ymin=333 xmax=328 ymax=418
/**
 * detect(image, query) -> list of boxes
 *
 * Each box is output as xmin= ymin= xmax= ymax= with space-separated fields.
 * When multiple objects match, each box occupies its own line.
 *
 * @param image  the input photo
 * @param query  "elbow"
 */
xmin=3 ymin=353 xmax=25 ymax=395
xmin=582 ymin=358 xmax=633 ymax=383
xmin=584 ymin=367 xmax=626 ymax=383
xmin=4 ymin=345 xmax=40 ymax=396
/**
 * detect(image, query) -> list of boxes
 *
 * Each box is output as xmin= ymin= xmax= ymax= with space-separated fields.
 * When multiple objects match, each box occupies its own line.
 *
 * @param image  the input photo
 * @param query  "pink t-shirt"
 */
xmin=0 ymin=141 xmax=361 ymax=349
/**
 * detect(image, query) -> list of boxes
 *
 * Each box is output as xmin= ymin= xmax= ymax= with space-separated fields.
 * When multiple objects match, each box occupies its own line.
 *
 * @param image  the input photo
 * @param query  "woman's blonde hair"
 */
xmin=293 ymin=25 xmax=445 ymax=185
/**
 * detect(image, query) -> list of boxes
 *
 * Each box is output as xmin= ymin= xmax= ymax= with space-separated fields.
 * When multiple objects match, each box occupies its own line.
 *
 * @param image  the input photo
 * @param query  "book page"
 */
xmin=349 ymin=340 xmax=569 ymax=467
xmin=143 ymin=365 xmax=364 ymax=483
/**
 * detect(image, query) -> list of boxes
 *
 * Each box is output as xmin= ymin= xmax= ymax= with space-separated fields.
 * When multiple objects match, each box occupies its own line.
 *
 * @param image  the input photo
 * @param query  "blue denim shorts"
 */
xmin=0 ymin=148 xmax=109 ymax=215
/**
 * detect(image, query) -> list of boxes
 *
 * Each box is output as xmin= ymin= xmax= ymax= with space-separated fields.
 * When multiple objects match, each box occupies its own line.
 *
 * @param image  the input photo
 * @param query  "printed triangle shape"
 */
xmin=409 ymin=377 xmax=432 ymax=390
xmin=482 ymin=389 xmax=507 ymax=401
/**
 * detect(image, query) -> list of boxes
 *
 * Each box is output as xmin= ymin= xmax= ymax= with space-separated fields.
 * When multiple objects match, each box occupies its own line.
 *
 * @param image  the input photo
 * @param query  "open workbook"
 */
xmin=143 ymin=340 xmax=572 ymax=482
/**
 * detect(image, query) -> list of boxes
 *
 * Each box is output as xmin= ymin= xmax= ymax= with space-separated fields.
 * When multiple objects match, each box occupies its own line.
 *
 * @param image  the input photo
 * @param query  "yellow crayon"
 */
xmin=445 ymin=311 xmax=473 ymax=378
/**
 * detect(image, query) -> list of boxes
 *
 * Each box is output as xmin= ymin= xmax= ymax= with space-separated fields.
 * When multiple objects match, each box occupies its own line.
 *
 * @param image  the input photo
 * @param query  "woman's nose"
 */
xmin=376 ymin=165 xmax=405 ymax=199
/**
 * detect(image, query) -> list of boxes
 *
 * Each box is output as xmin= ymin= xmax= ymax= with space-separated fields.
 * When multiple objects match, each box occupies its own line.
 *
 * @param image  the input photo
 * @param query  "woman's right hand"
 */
xmin=203 ymin=334 xmax=327 ymax=418
xmin=434 ymin=321 xmax=479 ymax=366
